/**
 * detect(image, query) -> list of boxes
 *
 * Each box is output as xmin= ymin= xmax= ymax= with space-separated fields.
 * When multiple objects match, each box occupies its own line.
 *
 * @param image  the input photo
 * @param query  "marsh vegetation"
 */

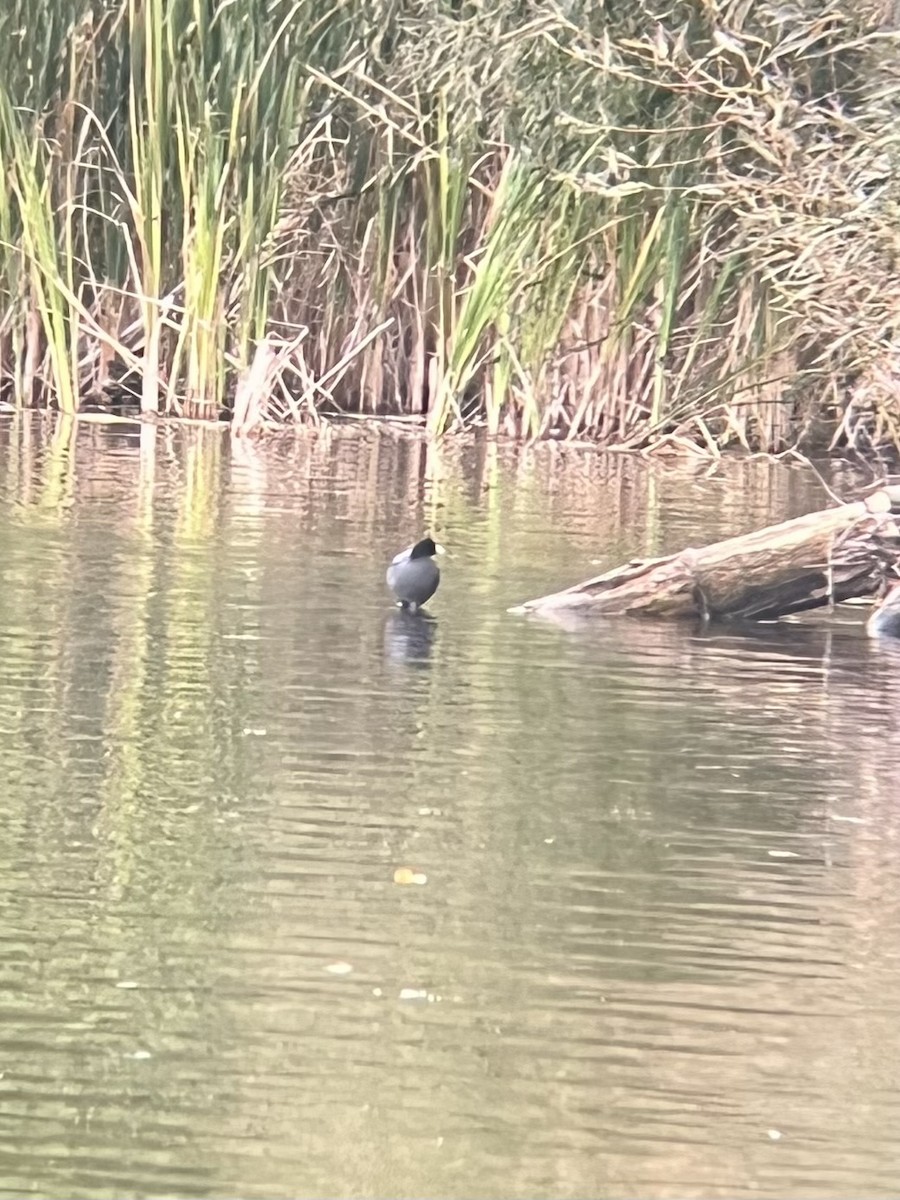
xmin=0 ymin=0 xmax=898 ymax=451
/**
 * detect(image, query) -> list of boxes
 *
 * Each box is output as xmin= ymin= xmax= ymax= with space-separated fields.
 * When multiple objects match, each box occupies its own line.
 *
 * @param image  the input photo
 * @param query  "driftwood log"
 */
xmin=514 ymin=485 xmax=900 ymax=623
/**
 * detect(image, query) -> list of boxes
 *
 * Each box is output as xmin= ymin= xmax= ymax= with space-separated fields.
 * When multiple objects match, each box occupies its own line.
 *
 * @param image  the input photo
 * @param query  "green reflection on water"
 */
xmin=0 ymin=417 xmax=899 ymax=1200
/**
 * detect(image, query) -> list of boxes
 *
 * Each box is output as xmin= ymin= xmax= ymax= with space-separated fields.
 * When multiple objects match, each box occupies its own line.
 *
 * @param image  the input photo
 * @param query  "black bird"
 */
xmin=867 ymin=580 xmax=900 ymax=639
xmin=386 ymin=537 xmax=444 ymax=611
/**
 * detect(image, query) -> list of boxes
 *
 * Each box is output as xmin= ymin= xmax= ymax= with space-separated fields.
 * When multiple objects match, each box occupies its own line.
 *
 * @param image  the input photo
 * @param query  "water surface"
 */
xmin=1 ymin=416 xmax=899 ymax=1199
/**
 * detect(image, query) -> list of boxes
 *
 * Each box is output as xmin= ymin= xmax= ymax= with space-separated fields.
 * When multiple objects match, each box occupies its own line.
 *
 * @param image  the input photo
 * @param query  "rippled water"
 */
xmin=1 ymin=415 xmax=900 ymax=1199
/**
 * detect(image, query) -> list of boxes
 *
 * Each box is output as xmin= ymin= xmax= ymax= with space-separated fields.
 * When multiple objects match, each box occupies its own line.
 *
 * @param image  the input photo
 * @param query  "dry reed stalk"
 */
xmin=0 ymin=0 xmax=897 ymax=451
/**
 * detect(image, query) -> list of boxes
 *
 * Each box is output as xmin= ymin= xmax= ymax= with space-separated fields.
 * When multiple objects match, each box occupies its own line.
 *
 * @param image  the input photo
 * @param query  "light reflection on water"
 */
xmin=0 ymin=415 xmax=899 ymax=1199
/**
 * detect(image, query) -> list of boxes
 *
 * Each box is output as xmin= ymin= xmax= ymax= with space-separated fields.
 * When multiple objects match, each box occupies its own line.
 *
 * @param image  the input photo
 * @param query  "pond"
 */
xmin=1 ymin=415 xmax=899 ymax=1199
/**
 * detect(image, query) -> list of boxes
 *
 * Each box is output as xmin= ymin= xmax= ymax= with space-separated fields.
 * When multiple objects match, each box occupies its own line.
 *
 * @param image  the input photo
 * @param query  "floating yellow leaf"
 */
xmin=393 ymin=867 xmax=428 ymax=886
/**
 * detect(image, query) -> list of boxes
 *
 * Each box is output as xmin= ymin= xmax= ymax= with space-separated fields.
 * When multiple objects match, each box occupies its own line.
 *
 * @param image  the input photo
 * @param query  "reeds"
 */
xmin=0 ymin=0 xmax=898 ymax=451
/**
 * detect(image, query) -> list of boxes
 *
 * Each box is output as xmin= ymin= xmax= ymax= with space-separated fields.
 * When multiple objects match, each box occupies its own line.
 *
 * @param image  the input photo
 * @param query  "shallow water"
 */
xmin=1 ymin=415 xmax=899 ymax=1199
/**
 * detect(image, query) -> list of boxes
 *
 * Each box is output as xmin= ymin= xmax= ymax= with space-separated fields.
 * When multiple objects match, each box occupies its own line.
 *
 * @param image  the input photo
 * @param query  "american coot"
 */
xmin=867 ymin=580 xmax=900 ymax=638
xmin=386 ymin=537 xmax=445 ymax=611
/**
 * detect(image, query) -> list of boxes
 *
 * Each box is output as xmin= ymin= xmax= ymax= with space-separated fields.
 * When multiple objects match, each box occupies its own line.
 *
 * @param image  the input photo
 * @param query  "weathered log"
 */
xmin=514 ymin=486 xmax=900 ymax=622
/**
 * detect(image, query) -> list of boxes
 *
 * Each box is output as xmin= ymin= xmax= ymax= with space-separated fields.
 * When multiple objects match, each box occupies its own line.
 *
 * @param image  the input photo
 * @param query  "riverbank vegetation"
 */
xmin=0 ymin=0 xmax=898 ymax=451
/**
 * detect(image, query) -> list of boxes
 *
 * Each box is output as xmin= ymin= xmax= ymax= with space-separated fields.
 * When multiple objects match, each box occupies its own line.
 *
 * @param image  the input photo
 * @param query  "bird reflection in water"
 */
xmin=383 ymin=609 xmax=438 ymax=667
